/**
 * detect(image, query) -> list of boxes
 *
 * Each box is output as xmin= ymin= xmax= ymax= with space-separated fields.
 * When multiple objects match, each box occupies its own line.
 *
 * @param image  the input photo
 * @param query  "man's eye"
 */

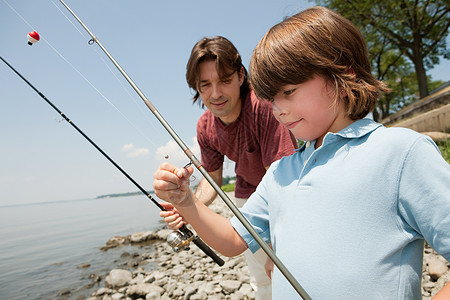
xmin=200 ymin=83 xmax=210 ymax=89
xmin=221 ymin=79 xmax=232 ymax=84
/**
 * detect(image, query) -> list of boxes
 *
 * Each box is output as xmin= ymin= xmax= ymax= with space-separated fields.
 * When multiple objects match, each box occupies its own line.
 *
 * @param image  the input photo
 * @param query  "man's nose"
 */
xmin=211 ymin=83 xmax=223 ymax=99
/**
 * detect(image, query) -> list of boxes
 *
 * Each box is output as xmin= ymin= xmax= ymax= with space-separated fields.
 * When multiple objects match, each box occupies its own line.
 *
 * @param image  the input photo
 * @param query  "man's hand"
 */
xmin=265 ymin=245 xmax=275 ymax=279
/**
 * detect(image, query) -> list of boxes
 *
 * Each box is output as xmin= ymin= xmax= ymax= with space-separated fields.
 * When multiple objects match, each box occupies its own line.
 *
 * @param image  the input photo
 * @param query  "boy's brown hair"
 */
xmin=250 ymin=6 xmax=389 ymax=120
xmin=186 ymin=36 xmax=250 ymax=106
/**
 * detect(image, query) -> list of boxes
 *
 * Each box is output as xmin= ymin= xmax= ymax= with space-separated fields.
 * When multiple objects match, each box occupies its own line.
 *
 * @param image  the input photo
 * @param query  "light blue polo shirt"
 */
xmin=230 ymin=119 xmax=450 ymax=299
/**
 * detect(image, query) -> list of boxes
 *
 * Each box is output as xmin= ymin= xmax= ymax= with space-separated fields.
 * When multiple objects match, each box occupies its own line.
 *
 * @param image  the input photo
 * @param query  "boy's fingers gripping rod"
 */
xmin=58 ymin=1 xmax=311 ymax=298
xmin=0 ymin=55 xmax=224 ymax=267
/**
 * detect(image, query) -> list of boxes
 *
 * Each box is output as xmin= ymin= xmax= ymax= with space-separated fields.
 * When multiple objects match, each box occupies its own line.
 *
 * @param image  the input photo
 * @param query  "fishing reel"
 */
xmin=166 ymin=230 xmax=195 ymax=252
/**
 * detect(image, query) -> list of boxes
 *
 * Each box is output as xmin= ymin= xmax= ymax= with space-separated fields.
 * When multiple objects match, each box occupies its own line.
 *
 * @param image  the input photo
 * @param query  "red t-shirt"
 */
xmin=197 ymin=91 xmax=297 ymax=198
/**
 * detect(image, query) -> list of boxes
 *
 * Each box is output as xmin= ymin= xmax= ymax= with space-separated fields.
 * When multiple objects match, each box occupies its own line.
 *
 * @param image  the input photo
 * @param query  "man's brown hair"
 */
xmin=186 ymin=36 xmax=250 ymax=106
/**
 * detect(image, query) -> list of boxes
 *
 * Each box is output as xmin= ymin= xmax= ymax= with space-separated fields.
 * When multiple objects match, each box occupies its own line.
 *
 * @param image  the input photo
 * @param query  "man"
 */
xmin=160 ymin=36 xmax=297 ymax=300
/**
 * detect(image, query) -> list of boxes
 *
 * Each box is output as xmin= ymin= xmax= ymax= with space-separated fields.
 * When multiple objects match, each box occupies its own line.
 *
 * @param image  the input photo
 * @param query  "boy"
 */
xmin=154 ymin=7 xmax=450 ymax=299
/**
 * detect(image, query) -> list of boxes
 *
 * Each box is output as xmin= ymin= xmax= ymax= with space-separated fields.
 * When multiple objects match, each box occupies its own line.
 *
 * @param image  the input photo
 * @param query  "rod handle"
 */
xmin=191 ymin=236 xmax=225 ymax=266
xmin=179 ymin=225 xmax=224 ymax=266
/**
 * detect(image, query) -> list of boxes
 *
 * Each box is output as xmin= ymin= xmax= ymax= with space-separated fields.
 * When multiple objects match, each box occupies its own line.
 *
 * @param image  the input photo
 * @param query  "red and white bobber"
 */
xmin=27 ymin=31 xmax=40 ymax=46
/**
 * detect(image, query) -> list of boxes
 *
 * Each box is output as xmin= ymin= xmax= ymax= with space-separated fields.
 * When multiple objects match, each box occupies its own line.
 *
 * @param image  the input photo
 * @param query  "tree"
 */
xmin=365 ymin=31 xmax=420 ymax=120
xmin=316 ymin=0 xmax=450 ymax=99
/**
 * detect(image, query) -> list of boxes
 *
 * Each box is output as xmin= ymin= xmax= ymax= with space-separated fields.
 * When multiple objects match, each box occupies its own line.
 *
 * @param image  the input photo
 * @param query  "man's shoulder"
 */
xmin=197 ymin=109 xmax=215 ymax=131
xmin=198 ymin=109 xmax=214 ymax=122
xmin=245 ymin=90 xmax=272 ymax=114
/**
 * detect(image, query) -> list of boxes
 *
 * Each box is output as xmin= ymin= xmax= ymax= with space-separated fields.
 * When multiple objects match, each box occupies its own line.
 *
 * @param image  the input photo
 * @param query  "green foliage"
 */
xmin=222 ymin=175 xmax=236 ymax=192
xmin=437 ymin=139 xmax=450 ymax=164
xmin=297 ymin=139 xmax=305 ymax=148
xmin=222 ymin=183 xmax=236 ymax=192
xmin=429 ymin=80 xmax=447 ymax=94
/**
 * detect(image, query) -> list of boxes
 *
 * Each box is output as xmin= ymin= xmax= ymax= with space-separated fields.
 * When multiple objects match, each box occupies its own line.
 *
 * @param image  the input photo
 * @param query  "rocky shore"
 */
xmin=75 ymin=193 xmax=448 ymax=300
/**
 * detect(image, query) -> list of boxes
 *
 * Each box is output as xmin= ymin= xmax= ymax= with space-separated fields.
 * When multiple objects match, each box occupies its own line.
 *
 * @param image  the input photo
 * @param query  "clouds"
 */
xmin=121 ymin=137 xmax=199 ymax=162
xmin=155 ymin=137 xmax=200 ymax=166
xmin=121 ymin=143 xmax=150 ymax=158
xmin=120 ymin=137 xmax=201 ymax=175
xmin=153 ymin=137 xmax=202 ymax=186
xmin=154 ymin=137 xmax=235 ymax=179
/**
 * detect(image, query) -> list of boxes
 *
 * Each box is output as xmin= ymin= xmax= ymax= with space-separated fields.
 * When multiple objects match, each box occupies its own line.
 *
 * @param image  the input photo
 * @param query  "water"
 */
xmin=0 ymin=195 xmax=165 ymax=299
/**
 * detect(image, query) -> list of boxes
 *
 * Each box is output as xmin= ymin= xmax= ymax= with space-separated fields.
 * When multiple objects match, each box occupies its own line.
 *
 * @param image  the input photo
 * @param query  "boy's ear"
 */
xmin=347 ymin=67 xmax=356 ymax=79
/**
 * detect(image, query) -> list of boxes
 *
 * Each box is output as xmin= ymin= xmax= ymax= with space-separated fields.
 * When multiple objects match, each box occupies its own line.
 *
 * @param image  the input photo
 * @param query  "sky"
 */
xmin=1 ymin=0 xmax=449 ymax=206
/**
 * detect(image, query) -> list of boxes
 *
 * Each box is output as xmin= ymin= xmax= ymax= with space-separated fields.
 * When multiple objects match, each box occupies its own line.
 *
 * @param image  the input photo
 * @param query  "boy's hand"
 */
xmin=159 ymin=202 xmax=187 ymax=230
xmin=153 ymin=162 xmax=194 ymax=207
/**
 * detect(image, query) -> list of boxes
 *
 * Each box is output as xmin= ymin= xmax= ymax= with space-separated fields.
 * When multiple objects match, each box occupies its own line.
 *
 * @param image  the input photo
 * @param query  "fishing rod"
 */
xmin=0 ymin=55 xmax=224 ymax=266
xmin=57 ymin=1 xmax=311 ymax=299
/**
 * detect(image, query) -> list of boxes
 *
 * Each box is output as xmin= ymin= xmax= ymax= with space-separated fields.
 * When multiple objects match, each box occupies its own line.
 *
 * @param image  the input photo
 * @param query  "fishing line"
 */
xmin=57 ymin=1 xmax=311 ymax=298
xmin=48 ymin=0 xmax=165 ymax=139
xmin=3 ymin=0 xmax=163 ymax=151
xmin=2 ymin=0 xmax=34 ymax=29
xmin=50 ymin=0 xmax=200 ymax=179
xmin=0 ymin=55 xmax=224 ymax=266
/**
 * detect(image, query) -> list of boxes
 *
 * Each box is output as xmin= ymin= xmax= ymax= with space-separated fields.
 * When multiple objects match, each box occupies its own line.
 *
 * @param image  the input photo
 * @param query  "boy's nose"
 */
xmin=272 ymin=102 xmax=287 ymax=116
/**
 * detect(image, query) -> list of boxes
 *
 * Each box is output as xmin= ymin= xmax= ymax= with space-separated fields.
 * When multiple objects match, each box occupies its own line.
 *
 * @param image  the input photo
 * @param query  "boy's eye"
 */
xmin=284 ymin=88 xmax=295 ymax=96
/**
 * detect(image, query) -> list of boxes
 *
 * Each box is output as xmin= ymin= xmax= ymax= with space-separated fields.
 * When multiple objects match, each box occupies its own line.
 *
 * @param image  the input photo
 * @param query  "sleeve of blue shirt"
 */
xmin=230 ymin=165 xmax=275 ymax=253
xmin=397 ymin=136 xmax=450 ymax=261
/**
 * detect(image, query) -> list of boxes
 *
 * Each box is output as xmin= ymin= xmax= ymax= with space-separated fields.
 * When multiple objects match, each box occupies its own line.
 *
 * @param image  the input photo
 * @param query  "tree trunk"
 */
xmin=373 ymin=107 xmax=380 ymax=122
xmin=380 ymin=96 xmax=391 ymax=119
xmin=413 ymin=57 xmax=429 ymax=99
xmin=411 ymin=38 xmax=429 ymax=99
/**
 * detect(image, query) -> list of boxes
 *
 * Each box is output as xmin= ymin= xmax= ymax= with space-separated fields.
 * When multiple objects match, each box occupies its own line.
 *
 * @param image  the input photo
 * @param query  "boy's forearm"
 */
xmin=195 ymin=178 xmax=218 ymax=206
xmin=175 ymin=194 xmax=247 ymax=257
xmin=432 ymin=281 xmax=450 ymax=300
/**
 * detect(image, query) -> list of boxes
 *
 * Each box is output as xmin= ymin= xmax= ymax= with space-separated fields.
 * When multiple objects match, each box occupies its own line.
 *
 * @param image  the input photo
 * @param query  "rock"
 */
xmin=106 ymin=236 xmax=128 ymax=246
xmin=154 ymin=229 xmax=173 ymax=240
xmin=111 ymin=292 xmax=124 ymax=299
xmin=127 ymin=283 xmax=164 ymax=297
xmin=428 ymin=257 xmax=449 ymax=281
xmin=105 ymin=269 xmax=132 ymax=288
xmin=130 ymin=231 xmax=154 ymax=243
xmin=130 ymin=273 xmax=145 ymax=285
xmin=184 ymin=286 xmax=197 ymax=299
xmin=422 ymin=244 xmax=450 ymax=298
xmin=120 ymin=252 xmax=130 ymax=258
xmin=219 ymin=280 xmax=242 ymax=295
xmin=92 ymin=287 xmax=113 ymax=296
xmin=89 ymin=273 xmax=102 ymax=283
xmin=146 ymin=291 xmax=162 ymax=300
xmin=77 ymin=263 xmax=91 ymax=269
xmin=57 ymin=288 xmax=71 ymax=296
xmin=421 ymin=131 xmax=450 ymax=142
xmin=189 ymin=294 xmax=207 ymax=300
xmin=171 ymin=265 xmax=185 ymax=276
xmin=239 ymin=283 xmax=254 ymax=295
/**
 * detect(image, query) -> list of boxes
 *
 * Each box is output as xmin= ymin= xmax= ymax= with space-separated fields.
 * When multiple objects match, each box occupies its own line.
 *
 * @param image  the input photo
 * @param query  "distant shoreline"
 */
xmin=0 ymin=193 xmax=151 ymax=208
xmin=96 ymin=191 xmax=154 ymax=199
